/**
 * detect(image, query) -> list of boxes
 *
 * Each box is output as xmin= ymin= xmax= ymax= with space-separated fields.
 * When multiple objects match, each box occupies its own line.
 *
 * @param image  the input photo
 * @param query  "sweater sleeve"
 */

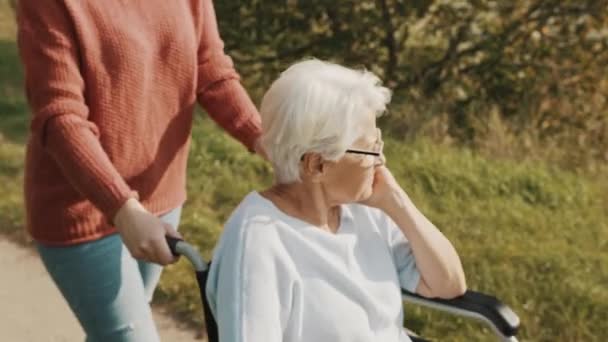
xmin=206 ymin=217 xmax=294 ymax=341
xmin=196 ymin=0 xmax=262 ymax=152
xmin=16 ymin=0 xmax=137 ymax=222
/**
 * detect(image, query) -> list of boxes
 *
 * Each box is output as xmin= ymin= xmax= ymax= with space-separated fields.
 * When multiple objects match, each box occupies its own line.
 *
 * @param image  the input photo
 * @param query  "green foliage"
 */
xmin=217 ymin=0 xmax=608 ymax=171
xmin=0 ymin=141 xmax=26 ymax=242
xmin=1 ymin=1 xmax=607 ymax=341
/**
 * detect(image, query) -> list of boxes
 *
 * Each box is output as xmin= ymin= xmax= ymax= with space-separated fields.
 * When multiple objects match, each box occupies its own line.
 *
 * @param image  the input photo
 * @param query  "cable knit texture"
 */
xmin=17 ymin=0 xmax=262 ymax=245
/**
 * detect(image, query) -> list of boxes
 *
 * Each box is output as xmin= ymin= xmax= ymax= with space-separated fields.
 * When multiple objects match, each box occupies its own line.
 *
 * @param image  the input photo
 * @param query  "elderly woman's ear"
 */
xmin=300 ymin=153 xmax=326 ymax=181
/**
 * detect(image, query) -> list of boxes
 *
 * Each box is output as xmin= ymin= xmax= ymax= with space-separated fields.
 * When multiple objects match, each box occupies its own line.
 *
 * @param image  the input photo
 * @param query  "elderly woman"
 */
xmin=206 ymin=59 xmax=467 ymax=341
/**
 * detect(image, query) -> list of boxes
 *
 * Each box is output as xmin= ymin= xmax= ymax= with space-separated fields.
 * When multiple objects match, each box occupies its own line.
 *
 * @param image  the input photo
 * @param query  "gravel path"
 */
xmin=0 ymin=238 xmax=203 ymax=342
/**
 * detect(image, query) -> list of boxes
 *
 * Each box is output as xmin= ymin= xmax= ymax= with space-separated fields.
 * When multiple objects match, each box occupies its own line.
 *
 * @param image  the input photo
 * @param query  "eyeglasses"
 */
xmin=345 ymin=128 xmax=384 ymax=165
xmin=345 ymin=149 xmax=381 ymax=157
xmin=299 ymin=129 xmax=384 ymax=164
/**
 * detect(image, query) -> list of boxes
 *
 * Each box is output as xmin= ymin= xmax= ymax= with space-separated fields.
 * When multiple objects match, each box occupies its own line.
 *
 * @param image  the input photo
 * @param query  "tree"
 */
xmin=216 ymin=0 xmax=608 ymax=167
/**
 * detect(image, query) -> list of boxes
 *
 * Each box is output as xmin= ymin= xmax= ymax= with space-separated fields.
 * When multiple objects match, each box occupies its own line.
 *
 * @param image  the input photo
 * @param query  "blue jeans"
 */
xmin=37 ymin=207 xmax=182 ymax=342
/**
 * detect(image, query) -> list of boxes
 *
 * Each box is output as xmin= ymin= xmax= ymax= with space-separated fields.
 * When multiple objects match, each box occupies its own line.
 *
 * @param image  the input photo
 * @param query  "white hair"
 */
xmin=259 ymin=59 xmax=392 ymax=184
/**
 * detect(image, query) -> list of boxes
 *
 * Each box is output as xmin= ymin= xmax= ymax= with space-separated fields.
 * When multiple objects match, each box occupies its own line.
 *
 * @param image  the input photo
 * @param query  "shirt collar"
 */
xmin=340 ymin=204 xmax=355 ymax=222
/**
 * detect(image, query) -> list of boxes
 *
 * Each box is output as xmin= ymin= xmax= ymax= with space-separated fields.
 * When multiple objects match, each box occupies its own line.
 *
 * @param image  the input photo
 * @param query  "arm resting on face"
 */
xmin=384 ymin=190 xmax=467 ymax=299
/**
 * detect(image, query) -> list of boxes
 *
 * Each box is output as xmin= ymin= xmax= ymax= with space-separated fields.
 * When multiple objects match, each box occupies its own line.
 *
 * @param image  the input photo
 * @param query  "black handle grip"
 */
xmin=166 ymin=236 xmax=183 ymax=257
xmin=402 ymin=289 xmax=520 ymax=337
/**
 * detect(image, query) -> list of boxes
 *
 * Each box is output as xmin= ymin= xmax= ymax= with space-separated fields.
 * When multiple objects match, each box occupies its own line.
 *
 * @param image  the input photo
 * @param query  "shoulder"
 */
xmin=215 ymin=192 xmax=291 ymax=258
xmin=224 ymin=192 xmax=286 ymax=235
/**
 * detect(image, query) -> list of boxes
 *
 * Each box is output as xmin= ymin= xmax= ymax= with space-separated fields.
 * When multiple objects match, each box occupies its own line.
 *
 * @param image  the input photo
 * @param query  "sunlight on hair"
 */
xmin=260 ymin=59 xmax=392 ymax=183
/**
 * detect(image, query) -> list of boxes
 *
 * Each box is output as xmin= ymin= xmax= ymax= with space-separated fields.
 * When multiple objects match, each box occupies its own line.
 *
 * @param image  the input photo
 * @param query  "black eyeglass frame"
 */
xmin=344 ymin=149 xmax=381 ymax=157
xmin=300 ymin=149 xmax=381 ymax=161
xmin=300 ymin=129 xmax=384 ymax=161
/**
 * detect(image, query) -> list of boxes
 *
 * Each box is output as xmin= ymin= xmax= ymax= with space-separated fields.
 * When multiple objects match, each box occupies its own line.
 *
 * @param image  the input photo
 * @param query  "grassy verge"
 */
xmin=1 ymin=1 xmax=606 ymax=340
xmin=0 ymin=0 xmax=27 ymax=244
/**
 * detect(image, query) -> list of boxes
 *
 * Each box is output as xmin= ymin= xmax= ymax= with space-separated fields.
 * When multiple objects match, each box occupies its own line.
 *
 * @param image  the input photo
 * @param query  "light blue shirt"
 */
xmin=206 ymin=191 xmax=420 ymax=342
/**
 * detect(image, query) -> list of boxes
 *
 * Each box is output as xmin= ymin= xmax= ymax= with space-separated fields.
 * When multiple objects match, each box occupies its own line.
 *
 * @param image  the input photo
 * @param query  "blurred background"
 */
xmin=1 ymin=0 xmax=606 ymax=341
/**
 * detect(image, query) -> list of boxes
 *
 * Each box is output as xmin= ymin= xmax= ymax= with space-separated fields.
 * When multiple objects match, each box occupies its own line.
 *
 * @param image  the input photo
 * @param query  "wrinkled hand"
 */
xmin=358 ymin=166 xmax=406 ymax=212
xmin=113 ymin=198 xmax=182 ymax=265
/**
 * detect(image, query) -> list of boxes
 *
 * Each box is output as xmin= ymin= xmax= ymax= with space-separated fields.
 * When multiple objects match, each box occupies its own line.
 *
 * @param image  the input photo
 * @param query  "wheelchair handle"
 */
xmin=165 ymin=236 xmax=209 ymax=272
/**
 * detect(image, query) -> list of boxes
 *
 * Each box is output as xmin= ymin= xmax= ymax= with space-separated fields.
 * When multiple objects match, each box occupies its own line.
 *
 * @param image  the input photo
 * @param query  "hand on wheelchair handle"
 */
xmin=165 ymin=235 xmax=184 ymax=257
xmin=114 ymin=198 xmax=182 ymax=265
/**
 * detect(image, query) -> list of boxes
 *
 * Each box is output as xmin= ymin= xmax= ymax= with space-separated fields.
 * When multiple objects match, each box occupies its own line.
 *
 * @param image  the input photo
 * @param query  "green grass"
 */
xmin=1 ymin=1 xmax=606 ymax=340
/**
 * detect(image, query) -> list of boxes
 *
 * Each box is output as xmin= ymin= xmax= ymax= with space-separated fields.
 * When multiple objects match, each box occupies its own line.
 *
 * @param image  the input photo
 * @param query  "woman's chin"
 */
xmin=344 ymin=183 xmax=374 ymax=204
xmin=356 ymin=187 xmax=374 ymax=203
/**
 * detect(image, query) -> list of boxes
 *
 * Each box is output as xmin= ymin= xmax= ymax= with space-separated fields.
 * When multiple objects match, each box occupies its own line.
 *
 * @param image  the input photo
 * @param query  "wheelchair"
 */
xmin=167 ymin=237 xmax=520 ymax=342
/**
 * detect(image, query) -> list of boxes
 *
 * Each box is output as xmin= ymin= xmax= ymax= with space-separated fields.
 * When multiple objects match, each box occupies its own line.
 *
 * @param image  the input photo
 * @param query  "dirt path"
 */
xmin=0 ymin=238 xmax=203 ymax=342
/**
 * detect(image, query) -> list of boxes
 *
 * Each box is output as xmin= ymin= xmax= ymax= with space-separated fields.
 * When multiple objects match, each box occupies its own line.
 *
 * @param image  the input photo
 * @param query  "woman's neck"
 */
xmin=261 ymin=183 xmax=341 ymax=233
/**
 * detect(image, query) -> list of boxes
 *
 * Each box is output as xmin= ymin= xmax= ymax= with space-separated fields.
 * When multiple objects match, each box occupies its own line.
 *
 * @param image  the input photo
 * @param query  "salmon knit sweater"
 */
xmin=17 ymin=0 xmax=262 ymax=245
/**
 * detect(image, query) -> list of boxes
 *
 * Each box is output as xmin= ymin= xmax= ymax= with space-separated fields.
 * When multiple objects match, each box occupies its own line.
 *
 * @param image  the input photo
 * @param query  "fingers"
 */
xmin=379 ymin=153 xmax=386 ymax=165
xmin=152 ymin=239 xmax=176 ymax=266
xmin=160 ymin=222 xmax=182 ymax=264
xmin=163 ymin=222 xmax=183 ymax=240
xmin=130 ymin=222 xmax=178 ymax=266
xmin=117 ymin=207 xmax=182 ymax=265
